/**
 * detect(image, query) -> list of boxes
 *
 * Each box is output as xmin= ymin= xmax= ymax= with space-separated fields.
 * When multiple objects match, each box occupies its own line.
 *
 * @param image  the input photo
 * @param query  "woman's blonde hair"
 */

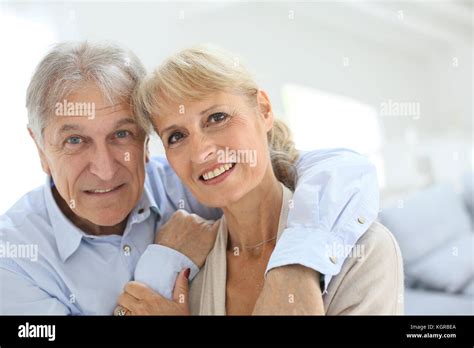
xmin=134 ymin=44 xmax=299 ymax=190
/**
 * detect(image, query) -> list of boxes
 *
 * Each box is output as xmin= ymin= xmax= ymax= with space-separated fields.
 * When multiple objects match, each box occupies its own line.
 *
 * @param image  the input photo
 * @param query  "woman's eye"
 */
xmin=168 ymin=131 xmax=185 ymax=145
xmin=207 ymin=112 xmax=229 ymax=124
xmin=66 ymin=136 xmax=83 ymax=145
xmin=115 ymin=130 xmax=130 ymax=139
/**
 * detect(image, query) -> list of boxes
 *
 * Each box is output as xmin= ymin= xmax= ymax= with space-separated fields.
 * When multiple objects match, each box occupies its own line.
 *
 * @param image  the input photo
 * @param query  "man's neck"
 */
xmin=52 ymin=186 xmax=127 ymax=236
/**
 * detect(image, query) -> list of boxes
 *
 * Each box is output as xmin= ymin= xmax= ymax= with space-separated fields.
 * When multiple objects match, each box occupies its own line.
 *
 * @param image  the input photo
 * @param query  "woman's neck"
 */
xmin=223 ymin=166 xmax=283 ymax=256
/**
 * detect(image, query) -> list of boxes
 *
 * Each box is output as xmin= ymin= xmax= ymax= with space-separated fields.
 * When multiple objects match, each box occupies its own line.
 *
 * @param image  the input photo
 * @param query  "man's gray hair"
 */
xmin=26 ymin=41 xmax=150 ymax=146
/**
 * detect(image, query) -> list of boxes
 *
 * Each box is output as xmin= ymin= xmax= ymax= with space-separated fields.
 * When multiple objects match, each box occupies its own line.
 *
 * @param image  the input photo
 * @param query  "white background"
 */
xmin=0 ymin=0 xmax=472 ymax=213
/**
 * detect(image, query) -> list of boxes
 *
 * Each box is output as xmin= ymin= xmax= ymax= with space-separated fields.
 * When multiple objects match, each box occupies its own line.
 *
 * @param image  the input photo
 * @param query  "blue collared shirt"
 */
xmin=0 ymin=149 xmax=379 ymax=314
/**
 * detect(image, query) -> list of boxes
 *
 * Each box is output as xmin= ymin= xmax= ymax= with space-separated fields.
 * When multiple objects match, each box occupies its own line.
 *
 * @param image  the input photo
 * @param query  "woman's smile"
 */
xmin=198 ymin=162 xmax=237 ymax=185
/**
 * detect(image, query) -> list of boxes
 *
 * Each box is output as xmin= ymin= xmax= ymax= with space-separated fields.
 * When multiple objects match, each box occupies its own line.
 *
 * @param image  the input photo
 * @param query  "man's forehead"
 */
xmin=50 ymin=115 xmax=138 ymax=135
xmin=64 ymin=83 xmax=131 ymax=112
xmin=94 ymin=103 xmax=131 ymax=117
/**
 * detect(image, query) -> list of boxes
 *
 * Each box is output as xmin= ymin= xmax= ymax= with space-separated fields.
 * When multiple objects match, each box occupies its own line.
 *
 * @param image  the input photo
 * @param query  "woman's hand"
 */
xmin=114 ymin=268 xmax=191 ymax=315
xmin=155 ymin=210 xmax=219 ymax=268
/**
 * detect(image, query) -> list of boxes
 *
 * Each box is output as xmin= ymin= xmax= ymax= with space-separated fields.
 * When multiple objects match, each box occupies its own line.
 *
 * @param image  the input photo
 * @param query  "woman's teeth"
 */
xmin=202 ymin=163 xmax=234 ymax=181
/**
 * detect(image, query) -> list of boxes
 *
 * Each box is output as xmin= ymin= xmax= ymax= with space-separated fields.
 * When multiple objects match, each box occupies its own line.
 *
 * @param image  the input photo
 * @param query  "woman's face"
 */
xmin=152 ymin=91 xmax=274 ymax=208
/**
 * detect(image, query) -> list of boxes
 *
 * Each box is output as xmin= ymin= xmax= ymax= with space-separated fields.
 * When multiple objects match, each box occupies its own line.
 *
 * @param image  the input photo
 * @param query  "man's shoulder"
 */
xmin=0 ymin=184 xmax=50 ymax=241
xmin=144 ymin=155 xmax=186 ymax=197
xmin=145 ymin=156 xmax=176 ymax=183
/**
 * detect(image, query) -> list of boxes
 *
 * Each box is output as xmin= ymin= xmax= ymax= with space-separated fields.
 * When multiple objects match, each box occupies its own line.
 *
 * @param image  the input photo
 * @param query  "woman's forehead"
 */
xmin=157 ymin=91 xmax=246 ymax=114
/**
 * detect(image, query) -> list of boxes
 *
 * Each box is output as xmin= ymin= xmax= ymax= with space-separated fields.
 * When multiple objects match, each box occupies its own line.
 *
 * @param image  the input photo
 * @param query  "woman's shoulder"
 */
xmin=339 ymin=220 xmax=404 ymax=280
xmin=324 ymin=221 xmax=404 ymax=314
xmin=357 ymin=221 xmax=402 ymax=260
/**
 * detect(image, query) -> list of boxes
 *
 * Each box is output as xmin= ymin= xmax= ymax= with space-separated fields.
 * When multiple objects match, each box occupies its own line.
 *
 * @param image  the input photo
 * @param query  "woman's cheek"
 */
xmin=168 ymin=151 xmax=193 ymax=183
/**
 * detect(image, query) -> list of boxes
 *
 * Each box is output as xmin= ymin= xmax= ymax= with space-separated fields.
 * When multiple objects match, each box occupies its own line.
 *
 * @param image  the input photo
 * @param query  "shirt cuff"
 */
xmin=134 ymin=244 xmax=199 ymax=300
xmin=265 ymin=227 xmax=346 ymax=292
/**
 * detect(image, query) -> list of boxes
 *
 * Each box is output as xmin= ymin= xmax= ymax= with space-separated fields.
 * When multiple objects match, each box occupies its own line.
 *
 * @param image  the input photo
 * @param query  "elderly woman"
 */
xmin=120 ymin=45 xmax=404 ymax=315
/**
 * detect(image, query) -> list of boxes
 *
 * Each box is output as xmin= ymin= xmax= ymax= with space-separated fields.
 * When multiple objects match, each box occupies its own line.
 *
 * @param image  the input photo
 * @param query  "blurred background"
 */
xmin=0 ymin=0 xmax=472 ymax=314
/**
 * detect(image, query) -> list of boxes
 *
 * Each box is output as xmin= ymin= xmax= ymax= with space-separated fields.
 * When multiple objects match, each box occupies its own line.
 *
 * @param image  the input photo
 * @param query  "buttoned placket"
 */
xmin=120 ymin=206 xmax=150 ymax=272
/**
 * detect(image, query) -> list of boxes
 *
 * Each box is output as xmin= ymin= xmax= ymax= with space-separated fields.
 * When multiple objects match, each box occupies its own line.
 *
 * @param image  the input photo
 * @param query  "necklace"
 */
xmin=238 ymin=235 xmax=278 ymax=250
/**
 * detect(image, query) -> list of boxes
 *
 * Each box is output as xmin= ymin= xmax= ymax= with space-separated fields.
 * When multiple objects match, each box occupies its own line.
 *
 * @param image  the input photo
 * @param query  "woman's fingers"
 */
xmin=115 ymin=279 xmax=190 ymax=315
xmin=117 ymin=292 xmax=141 ymax=314
xmin=124 ymin=281 xmax=153 ymax=300
xmin=172 ymin=268 xmax=190 ymax=306
xmin=113 ymin=305 xmax=130 ymax=316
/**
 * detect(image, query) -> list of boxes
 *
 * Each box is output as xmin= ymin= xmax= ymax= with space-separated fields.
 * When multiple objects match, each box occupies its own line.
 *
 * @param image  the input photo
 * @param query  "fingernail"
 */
xmin=184 ymin=268 xmax=190 ymax=280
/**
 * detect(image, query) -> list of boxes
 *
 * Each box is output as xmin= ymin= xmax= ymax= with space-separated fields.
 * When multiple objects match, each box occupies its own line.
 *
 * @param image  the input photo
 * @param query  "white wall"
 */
xmin=0 ymin=1 xmax=471 ymax=213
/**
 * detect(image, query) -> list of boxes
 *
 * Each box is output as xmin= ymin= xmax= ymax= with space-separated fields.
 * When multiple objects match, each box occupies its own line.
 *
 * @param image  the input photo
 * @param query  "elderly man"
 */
xmin=0 ymin=41 xmax=379 ymax=315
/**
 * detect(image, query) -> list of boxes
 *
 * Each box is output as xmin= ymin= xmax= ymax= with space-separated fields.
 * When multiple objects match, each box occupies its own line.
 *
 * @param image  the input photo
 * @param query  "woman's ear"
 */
xmin=28 ymin=127 xmax=51 ymax=176
xmin=256 ymin=89 xmax=274 ymax=132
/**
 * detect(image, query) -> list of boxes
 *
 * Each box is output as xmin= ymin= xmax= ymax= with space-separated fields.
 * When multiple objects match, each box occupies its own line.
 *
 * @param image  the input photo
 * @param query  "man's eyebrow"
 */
xmin=113 ymin=117 xmax=139 ymax=129
xmin=57 ymin=124 xmax=82 ymax=134
xmin=57 ymin=118 xmax=138 ymax=135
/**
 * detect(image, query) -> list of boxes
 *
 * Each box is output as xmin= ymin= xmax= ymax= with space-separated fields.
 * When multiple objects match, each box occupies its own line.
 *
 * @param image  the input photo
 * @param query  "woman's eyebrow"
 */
xmin=158 ymin=104 xmax=225 ymax=137
xmin=158 ymin=124 xmax=177 ymax=138
xmin=200 ymin=104 xmax=224 ymax=115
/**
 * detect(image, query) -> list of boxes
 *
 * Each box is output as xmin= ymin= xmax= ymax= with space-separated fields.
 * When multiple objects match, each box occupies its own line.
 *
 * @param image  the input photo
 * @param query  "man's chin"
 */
xmin=88 ymin=214 xmax=128 ymax=227
xmin=79 ymin=208 xmax=129 ymax=228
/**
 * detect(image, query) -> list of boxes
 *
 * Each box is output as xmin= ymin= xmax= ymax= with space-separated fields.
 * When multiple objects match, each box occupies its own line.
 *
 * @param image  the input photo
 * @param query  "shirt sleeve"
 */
xmin=265 ymin=148 xmax=380 ymax=292
xmin=134 ymin=244 xmax=199 ymax=300
xmin=0 ymin=259 xmax=71 ymax=315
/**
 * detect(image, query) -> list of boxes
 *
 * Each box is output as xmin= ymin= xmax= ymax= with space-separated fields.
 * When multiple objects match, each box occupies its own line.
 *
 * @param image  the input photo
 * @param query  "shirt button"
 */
xmin=357 ymin=217 xmax=366 ymax=224
xmin=123 ymin=245 xmax=131 ymax=255
xmin=329 ymin=255 xmax=337 ymax=264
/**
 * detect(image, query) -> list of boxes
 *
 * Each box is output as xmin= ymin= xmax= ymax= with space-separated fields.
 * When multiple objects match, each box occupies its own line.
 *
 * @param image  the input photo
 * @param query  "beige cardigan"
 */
xmin=189 ymin=184 xmax=404 ymax=315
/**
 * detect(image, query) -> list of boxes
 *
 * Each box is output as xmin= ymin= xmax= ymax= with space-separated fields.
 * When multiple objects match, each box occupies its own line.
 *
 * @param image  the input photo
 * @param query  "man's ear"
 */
xmin=144 ymin=136 xmax=150 ymax=163
xmin=256 ymin=89 xmax=274 ymax=132
xmin=28 ymin=127 xmax=51 ymax=176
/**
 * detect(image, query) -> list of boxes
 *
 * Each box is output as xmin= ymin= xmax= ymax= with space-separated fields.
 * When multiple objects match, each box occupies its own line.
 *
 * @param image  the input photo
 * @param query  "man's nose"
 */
xmin=190 ymin=134 xmax=217 ymax=164
xmin=88 ymin=143 xmax=119 ymax=181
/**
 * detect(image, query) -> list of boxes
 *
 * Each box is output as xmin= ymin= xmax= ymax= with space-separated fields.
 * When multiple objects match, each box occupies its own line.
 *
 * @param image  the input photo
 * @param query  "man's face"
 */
xmin=35 ymin=83 xmax=148 ymax=227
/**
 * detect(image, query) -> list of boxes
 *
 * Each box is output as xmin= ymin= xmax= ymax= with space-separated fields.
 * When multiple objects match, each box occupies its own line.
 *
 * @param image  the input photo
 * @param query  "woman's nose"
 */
xmin=190 ymin=134 xmax=217 ymax=164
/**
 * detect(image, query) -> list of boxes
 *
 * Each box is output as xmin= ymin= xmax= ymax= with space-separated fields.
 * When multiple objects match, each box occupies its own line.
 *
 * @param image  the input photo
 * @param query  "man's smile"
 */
xmin=83 ymin=183 xmax=126 ymax=196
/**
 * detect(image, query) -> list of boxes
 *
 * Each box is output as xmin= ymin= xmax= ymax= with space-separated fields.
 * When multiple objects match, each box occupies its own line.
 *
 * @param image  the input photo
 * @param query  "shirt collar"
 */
xmin=44 ymin=176 xmax=161 ymax=262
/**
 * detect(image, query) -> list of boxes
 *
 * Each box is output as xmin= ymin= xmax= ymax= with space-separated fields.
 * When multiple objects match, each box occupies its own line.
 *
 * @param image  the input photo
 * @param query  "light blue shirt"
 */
xmin=0 ymin=149 xmax=379 ymax=314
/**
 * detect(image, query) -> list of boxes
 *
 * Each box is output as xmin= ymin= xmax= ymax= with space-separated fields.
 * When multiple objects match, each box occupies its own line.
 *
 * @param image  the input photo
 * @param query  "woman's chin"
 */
xmin=196 ymin=191 xmax=246 ymax=209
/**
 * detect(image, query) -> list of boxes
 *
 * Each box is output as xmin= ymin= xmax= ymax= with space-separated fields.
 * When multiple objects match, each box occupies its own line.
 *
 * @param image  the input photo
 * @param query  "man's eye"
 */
xmin=207 ymin=112 xmax=229 ymax=124
xmin=66 ymin=136 xmax=83 ymax=145
xmin=168 ymin=131 xmax=185 ymax=145
xmin=115 ymin=130 xmax=130 ymax=139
